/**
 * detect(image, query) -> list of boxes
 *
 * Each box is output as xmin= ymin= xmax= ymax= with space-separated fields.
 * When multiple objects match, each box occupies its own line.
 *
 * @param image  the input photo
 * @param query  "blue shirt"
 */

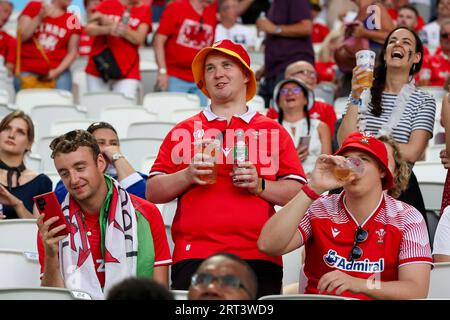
xmin=54 ymin=172 xmax=148 ymax=203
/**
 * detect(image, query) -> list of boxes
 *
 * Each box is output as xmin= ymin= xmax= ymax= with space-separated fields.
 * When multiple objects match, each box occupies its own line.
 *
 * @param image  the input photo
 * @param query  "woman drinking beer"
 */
xmin=337 ymin=26 xmax=436 ymax=224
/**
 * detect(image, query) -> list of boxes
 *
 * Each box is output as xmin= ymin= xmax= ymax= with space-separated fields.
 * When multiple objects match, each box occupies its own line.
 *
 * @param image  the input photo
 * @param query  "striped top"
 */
xmin=298 ymin=192 xmax=432 ymax=299
xmin=363 ymin=90 xmax=436 ymax=143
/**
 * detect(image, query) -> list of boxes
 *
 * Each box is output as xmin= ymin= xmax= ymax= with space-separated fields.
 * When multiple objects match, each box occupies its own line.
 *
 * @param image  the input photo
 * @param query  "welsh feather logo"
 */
xmin=323 ymin=249 xmax=384 ymax=273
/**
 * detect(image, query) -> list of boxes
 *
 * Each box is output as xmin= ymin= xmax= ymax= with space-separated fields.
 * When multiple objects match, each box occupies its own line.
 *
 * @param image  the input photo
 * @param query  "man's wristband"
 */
xmin=255 ymin=178 xmax=265 ymax=196
xmin=302 ymin=184 xmax=320 ymax=201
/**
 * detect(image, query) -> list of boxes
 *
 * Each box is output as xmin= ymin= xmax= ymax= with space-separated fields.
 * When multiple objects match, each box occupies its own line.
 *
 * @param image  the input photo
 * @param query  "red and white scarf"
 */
xmin=59 ymin=177 xmax=138 ymax=300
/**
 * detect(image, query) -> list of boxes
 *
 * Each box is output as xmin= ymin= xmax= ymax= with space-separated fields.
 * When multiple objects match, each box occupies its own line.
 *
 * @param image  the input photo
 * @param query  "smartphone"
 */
xmin=34 ymin=192 xmax=69 ymax=237
xmin=298 ymin=136 xmax=311 ymax=150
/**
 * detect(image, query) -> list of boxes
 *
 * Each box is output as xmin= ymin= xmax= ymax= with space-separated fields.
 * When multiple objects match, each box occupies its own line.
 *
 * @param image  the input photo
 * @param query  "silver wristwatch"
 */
xmin=112 ymin=153 xmax=125 ymax=162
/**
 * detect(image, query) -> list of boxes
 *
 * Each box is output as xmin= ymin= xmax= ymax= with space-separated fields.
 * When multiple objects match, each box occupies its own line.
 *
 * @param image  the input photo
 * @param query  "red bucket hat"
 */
xmin=334 ymin=132 xmax=394 ymax=190
xmin=192 ymin=39 xmax=257 ymax=102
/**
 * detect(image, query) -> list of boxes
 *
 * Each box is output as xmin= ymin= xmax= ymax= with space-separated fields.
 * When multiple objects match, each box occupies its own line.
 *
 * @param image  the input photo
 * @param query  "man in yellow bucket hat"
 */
xmin=147 ymin=39 xmax=306 ymax=298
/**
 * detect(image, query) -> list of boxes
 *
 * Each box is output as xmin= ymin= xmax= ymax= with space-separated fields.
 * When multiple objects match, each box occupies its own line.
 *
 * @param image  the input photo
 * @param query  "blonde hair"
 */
xmin=317 ymin=29 xmax=344 ymax=62
xmin=378 ymin=135 xmax=411 ymax=198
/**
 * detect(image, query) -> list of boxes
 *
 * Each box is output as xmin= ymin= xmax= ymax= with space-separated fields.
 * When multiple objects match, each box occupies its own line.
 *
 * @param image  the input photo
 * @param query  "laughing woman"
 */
xmin=0 ymin=111 xmax=52 ymax=219
xmin=338 ymin=26 xmax=436 ymax=224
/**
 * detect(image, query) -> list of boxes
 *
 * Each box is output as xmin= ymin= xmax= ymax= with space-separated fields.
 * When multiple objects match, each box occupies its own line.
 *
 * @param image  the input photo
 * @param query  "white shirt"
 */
xmin=433 ymin=206 xmax=450 ymax=256
xmin=215 ymin=23 xmax=257 ymax=50
xmin=420 ymin=21 xmax=440 ymax=55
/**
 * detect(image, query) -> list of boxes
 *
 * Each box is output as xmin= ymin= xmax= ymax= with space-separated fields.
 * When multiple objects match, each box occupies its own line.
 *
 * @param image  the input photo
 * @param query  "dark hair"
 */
xmin=370 ymin=26 xmax=423 ymax=117
xmin=50 ymin=129 xmax=100 ymax=160
xmin=277 ymin=81 xmax=311 ymax=135
xmin=0 ymin=110 xmax=35 ymax=144
xmin=398 ymin=4 xmax=419 ymax=18
xmin=107 ymin=277 xmax=174 ymax=300
xmin=86 ymin=121 xmax=118 ymax=135
xmin=201 ymin=252 xmax=258 ymax=300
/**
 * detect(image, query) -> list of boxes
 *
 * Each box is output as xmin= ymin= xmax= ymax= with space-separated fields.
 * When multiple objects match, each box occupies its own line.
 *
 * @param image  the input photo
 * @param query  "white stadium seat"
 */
xmin=171 ymin=290 xmax=188 ymax=300
xmin=143 ymin=92 xmax=201 ymax=121
xmin=31 ymin=105 xmax=88 ymax=139
xmin=141 ymin=155 xmax=157 ymax=173
xmin=50 ymin=119 xmax=98 ymax=136
xmin=0 ymin=103 xmax=17 ymax=118
xmin=100 ymin=106 xmax=158 ymax=138
xmin=127 ymin=121 xmax=175 ymax=139
xmin=428 ymin=262 xmax=450 ymax=299
xmin=33 ymin=136 xmax=58 ymax=173
xmin=16 ymin=89 xmax=73 ymax=115
xmin=0 ymin=249 xmax=40 ymax=288
xmin=0 ymin=219 xmax=38 ymax=252
xmin=333 ymin=97 xmax=348 ymax=117
xmin=413 ymin=161 xmax=446 ymax=212
xmin=119 ymin=137 xmax=164 ymax=169
xmin=80 ymin=91 xmax=137 ymax=118
xmin=24 ymin=153 xmax=42 ymax=172
xmin=247 ymin=95 xmax=266 ymax=113
xmin=0 ymin=288 xmax=92 ymax=300
xmin=282 ymin=246 xmax=304 ymax=287
xmin=170 ymin=108 xmax=202 ymax=123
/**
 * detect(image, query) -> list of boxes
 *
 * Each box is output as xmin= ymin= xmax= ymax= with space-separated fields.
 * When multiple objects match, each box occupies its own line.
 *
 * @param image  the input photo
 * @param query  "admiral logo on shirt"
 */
xmin=323 ymin=249 xmax=385 ymax=273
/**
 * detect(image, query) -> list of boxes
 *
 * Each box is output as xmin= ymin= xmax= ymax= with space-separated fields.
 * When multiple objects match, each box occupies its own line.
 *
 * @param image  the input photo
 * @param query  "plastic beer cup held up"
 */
xmin=194 ymin=139 xmax=221 ymax=184
xmin=356 ymin=50 xmax=376 ymax=89
xmin=334 ymin=157 xmax=365 ymax=182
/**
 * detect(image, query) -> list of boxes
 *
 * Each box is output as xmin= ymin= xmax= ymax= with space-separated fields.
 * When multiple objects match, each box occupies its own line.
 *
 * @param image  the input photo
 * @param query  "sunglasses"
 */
xmin=349 ymin=227 xmax=368 ymax=261
xmin=280 ymin=87 xmax=303 ymax=96
xmin=191 ymin=273 xmax=251 ymax=295
xmin=440 ymin=33 xmax=450 ymax=39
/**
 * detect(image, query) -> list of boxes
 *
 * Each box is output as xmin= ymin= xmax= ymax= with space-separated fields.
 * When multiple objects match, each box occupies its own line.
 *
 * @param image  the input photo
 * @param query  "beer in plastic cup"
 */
xmin=194 ymin=139 xmax=220 ymax=184
xmin=334 ymin=157 xmax=364 ymax=182
xmin=356 ymin=50 xmax=376 ymax=89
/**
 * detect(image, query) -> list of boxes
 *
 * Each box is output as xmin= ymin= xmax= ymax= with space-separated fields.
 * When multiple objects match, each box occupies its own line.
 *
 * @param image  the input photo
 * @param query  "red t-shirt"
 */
xmin=149 ymin=109 xmax=306 ymax=265
xmin=79 ymin=26 xmax=94 ymax=57
xmin=312 ymin=22 xmax=329 ymax=44
xmin=266 ymin=100 xmax=337 ymax=136
xmin=315 ymin=61 xmax=336 ymax=83
xmin=157 ymin=0 xmax=217 ymax=82
xmin=299 ymin=192 xmax=432 ymax=299
xmin=0 ymin=30 xmax=16 ymax=66
xmin=85 ymin=0 xmax=152 ymax=80
xmin=37 ymin=194 xmax=171 ymax=288
xmin=19 ymin=1 xmax=81 ymax=74
xmin=427 ymin=48 xmax=450 ymax=87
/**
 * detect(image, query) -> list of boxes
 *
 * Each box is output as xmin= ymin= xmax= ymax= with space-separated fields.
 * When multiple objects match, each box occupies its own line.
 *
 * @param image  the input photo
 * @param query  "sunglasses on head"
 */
xmin=349 ymin=227 xmax=368 ymax=261
xmin=280 ymin=87 xmax=303 ymax=96
xmin=191 ymin=273 xmax=251 ymax=295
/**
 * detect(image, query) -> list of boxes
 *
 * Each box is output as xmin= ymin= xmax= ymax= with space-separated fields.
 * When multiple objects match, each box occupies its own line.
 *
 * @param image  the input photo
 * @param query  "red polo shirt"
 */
xmin=150 ymin=107 xmax=306 ymax=265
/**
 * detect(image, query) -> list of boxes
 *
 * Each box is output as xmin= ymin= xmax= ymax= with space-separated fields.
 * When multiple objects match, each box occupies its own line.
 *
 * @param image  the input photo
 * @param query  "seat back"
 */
xmin=428 ymin=262 xmax=450 ymax=299
xmin=31 ymin=105 xmax=87 ymax=139
xmin=16 ymin=89 xmax=73 ymax=114
xmin=100 ymin=106 xmax=158 ymax=138
xmin=0 ymin=249 xmax=40 ymax=288
xmin=50 ymin=119 xmax=98 ymax=136
xmin=80 ymin=92 xmax=136 ymax=118
xmin=119 ymin=137 xmax=164 ymax=169
xmin=127 ymin=121 xmax=175 ymax=139
xmin=143 ymin=92 xmax=201 ymax=121
xmin=0 ymin=287 xmax=92 ymax=300
xmin=0 ymin=220 xmax=38 ymax=252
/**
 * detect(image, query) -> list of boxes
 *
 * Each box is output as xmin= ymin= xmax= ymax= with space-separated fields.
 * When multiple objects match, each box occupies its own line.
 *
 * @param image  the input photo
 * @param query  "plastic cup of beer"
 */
xmin=194 ymin=139 xmax=221 ymax=184
xmin=355 ymin=50 xmax=376 ymax=89
xmin=334 ymin=157 xmax=364 ymax=183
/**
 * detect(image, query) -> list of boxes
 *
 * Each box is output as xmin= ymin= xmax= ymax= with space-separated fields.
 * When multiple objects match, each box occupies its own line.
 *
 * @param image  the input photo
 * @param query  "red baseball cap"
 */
xmin=334 ymin=132 xmax=394 ymax=190
xmin=192 ymin=39 xmax=257 ymax=102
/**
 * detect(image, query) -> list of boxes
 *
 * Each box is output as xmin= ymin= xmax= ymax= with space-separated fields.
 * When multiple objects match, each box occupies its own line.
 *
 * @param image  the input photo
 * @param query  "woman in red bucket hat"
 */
xmin=259 ymin=132 xmax=432 ymax=300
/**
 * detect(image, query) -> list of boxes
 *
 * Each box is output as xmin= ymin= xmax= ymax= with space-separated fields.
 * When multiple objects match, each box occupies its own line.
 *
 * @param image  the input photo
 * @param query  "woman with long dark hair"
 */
xmin=338 ymin=26 xmax=436 ymax=223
